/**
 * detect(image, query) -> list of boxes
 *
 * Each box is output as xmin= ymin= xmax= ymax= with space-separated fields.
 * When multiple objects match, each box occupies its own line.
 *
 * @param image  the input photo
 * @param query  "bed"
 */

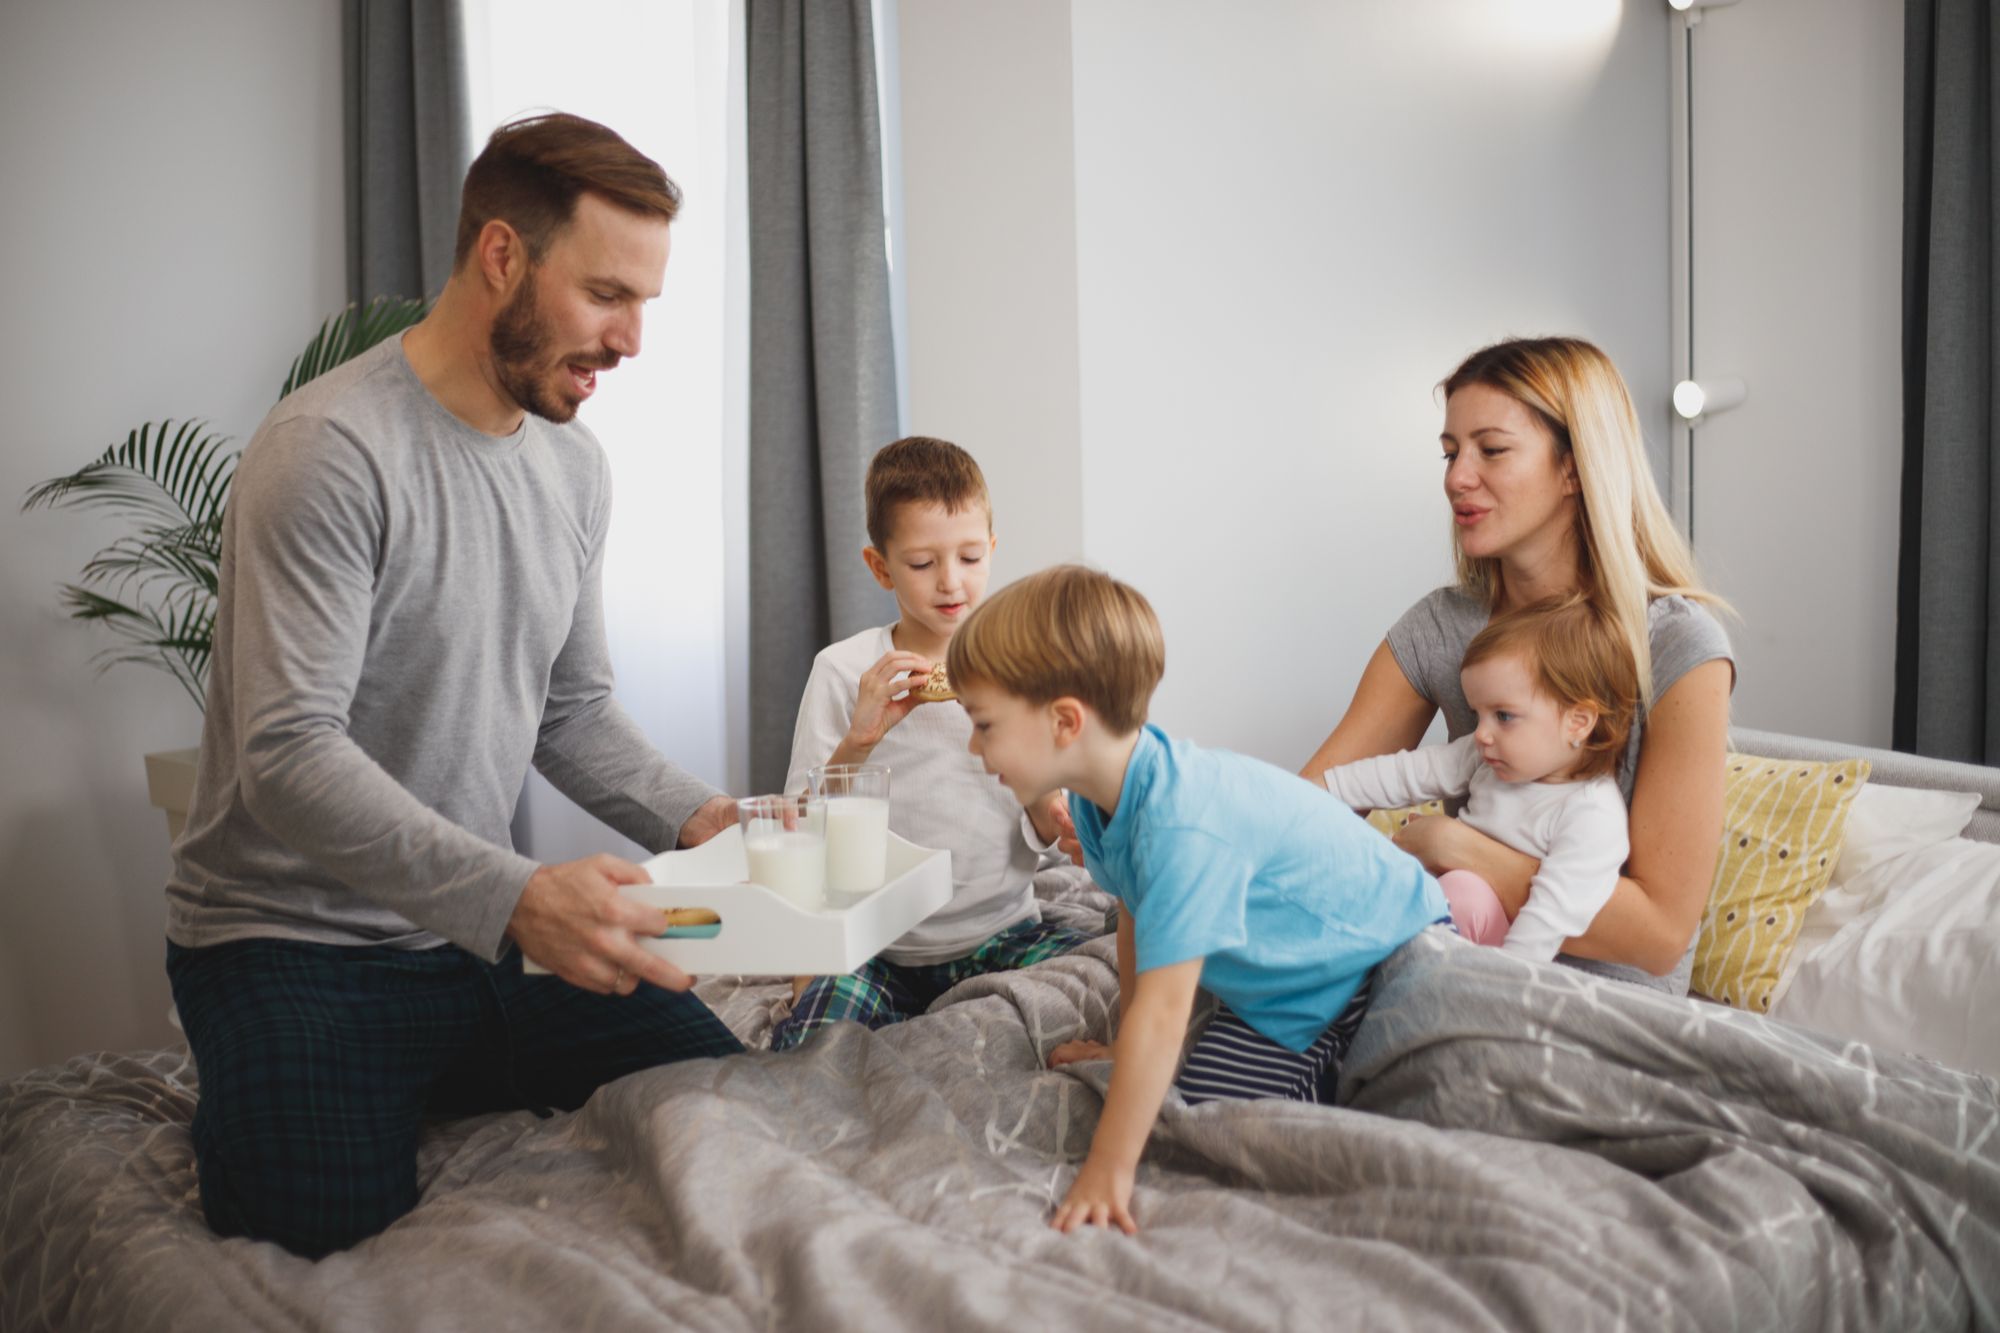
xmin=3 ymin=735 xmax=1996 ymax=1332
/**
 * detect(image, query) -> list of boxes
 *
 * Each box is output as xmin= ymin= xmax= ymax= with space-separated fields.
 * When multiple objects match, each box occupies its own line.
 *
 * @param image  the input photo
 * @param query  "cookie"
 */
xmin=912 ymin=662 xmax=956 ymax=702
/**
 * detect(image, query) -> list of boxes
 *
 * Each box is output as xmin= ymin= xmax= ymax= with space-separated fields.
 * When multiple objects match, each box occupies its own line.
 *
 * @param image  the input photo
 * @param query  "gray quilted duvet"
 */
xmin=3 ymin=881 xmax=1995 ymax=1332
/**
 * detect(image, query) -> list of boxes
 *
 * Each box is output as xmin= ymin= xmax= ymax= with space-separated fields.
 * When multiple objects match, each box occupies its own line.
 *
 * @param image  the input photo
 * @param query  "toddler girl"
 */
xmin=1319 ymin=593 xmax=1639 ymax=961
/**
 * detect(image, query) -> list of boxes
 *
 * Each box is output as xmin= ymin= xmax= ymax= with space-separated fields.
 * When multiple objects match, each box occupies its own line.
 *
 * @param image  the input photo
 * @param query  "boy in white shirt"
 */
xmin=769 ymin=437 xmax=1085 ymax=1050
xmin=1317 ymin=593 xmax=1639 ymax=961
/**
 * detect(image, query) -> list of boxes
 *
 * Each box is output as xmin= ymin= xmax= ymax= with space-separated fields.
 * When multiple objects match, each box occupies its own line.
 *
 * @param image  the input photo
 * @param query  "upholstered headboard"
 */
xmin=1731 ymin=727 xmax=2000 ymax=845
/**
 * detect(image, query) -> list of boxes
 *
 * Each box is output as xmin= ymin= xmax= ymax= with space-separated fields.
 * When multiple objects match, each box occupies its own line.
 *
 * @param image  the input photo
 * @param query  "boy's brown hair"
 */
xmin=454 ymin=112 xmax=681 ymax=268
xmin=1460 ymin=591 xmax=1639 ymax=780
xmin=865 ymin=436 xmax=991 ymax=551
xmin=947 ymin=565 xmax=1164 ymax=735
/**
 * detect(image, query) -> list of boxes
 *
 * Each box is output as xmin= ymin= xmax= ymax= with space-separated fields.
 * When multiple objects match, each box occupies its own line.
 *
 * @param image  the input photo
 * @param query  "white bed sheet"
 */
xmin=1772 ymin=834 xmax=2000 ymax=1079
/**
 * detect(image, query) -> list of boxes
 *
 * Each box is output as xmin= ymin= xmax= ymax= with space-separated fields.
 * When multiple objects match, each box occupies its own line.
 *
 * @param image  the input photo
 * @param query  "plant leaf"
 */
xmin=24 ymin=294 xmax=428 ymax=713
xmin=21 ymin=420 xmax=235 ymax=531
xmin=280 ymin=295 xmax=428 ymax=398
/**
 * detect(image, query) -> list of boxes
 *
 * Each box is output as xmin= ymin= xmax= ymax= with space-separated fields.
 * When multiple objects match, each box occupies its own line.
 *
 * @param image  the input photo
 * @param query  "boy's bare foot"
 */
xmin=1048 ymin=1039 xmax=1113 ymax=1068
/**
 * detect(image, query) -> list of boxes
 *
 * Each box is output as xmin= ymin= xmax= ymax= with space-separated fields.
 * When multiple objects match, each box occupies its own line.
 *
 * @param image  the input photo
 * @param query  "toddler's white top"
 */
xmin=1322 ymin=736 xmax=1628 ymax=962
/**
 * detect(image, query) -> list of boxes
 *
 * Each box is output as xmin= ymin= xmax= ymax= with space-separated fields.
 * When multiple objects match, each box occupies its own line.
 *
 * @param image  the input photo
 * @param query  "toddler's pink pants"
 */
xmin=1438 ymin=869 xmax=1510 ymax=947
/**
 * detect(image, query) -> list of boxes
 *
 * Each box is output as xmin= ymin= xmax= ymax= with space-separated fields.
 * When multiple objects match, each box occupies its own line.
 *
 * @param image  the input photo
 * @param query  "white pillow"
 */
xmin=1771 ymin=834 xmax=2000 ymax=1081
xmin=1829 ymin=781 xmax=1982 ymax=888
xmin=1771 ymin=783 xmax=1985 ymax=1010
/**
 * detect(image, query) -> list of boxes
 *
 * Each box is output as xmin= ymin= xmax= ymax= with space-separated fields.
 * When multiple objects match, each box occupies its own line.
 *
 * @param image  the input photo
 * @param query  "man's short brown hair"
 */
xmin=865 ymin=436 xmax=991 ymax=551
xmin=454 ymin=112 xmax=681 ymax=268
xmin=947 ymin=565 xmax=1164 ymax=735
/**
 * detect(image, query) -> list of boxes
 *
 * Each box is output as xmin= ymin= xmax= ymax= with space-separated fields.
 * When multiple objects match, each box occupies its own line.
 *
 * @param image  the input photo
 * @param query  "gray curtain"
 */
xmin=1895 ymin=0 xmax=2000 ymax=761
xmin=343 ymin=0 xmax=472 ymax=307
xmin=746 ymin=0 xmax=901 ymax=793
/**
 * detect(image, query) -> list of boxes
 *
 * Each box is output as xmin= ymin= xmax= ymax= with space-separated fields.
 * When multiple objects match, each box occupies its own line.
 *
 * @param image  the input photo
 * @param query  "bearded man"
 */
xmin=164 ymin=113 xmax=743 ymax=1257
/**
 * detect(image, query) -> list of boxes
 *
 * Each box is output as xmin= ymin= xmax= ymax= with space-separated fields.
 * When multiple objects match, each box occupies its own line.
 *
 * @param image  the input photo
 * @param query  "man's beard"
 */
xmin=490 ymin=267 xmax=614 ymax=424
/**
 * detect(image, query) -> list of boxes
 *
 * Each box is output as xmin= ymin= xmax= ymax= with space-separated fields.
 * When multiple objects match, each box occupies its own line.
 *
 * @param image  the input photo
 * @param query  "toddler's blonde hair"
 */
xmin=1461 ymin=591 xmax=1639 ymax=781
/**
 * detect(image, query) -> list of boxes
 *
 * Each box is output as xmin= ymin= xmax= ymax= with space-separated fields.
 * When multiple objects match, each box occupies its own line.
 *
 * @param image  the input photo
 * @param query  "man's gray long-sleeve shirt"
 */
xmin=165 ymin=336 xmax=720 ymax=961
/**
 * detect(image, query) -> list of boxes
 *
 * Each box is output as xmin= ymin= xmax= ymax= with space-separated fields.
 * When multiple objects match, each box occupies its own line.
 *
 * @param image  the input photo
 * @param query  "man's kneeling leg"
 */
xmin=167 ymin=939 xmax=484 ymax=1257
xmin=491 ymin=949 xmax=745 ymax=1110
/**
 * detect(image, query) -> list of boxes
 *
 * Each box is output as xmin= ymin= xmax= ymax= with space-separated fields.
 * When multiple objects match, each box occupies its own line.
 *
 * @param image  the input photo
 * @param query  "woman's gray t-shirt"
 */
xmin=1385 ymin=586 xmax=1734 ymax=994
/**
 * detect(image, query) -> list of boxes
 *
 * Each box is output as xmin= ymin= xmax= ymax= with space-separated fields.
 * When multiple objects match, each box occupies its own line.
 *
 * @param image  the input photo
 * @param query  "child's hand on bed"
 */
xmin=1052 ymin=1156 xmax=1137 ymax=1235
xmin=1048 ymin=1039 xmax=1113 ymax=1068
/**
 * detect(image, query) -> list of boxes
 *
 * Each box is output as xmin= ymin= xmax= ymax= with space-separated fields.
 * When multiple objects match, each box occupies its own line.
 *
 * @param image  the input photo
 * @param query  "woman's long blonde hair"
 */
xmin=1441 ymin=336 xmax=1722 ymax=705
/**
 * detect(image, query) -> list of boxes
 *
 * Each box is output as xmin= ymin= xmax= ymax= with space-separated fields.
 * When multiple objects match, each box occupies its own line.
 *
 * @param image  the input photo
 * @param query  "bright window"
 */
xmin=464 ymin=0 xmax=748 ymax=860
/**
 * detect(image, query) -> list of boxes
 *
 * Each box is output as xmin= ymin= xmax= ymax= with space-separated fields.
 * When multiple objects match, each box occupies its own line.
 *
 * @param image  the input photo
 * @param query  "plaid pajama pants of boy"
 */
xmin=768 ymin=917 xmax=1092 ymax=1052
xmin=166 ymin=936 xmax=744 ymax=1258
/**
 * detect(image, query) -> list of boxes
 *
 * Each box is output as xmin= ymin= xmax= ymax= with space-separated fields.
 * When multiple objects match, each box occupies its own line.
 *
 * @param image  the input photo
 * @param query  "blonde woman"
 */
xmin=1302 ymin=336 xmax=1734 ymax=993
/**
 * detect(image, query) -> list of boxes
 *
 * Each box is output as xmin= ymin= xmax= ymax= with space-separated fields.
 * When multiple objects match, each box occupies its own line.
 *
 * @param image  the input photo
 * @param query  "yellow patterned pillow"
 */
xmin=1693 ymin=753 xmax=1869 ymax=1011
xmin=1364 ymin=800 xmax=1445 ymax=838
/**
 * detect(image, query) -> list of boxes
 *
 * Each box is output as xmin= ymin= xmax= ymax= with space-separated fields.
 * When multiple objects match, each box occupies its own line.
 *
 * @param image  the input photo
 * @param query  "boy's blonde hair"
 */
xmin=947 ymin=565 xmax=1164 ymax=735
xmin=1441 ymin=336 xmax=1725 ymax=706
xmin=865 ymin=436 xmax=991 ymax=551
xmin=1461 ymin=591 xmax=1639 ymax=781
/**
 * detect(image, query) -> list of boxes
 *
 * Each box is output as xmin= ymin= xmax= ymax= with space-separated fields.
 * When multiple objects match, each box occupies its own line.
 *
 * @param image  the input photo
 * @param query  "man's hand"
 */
xmin=844 ymin=650 xmax=935 ymax=754
xmin=678 ymin=794 xmax=738 ymax=849
xmin=507 ymin=854 xmax=694 ymax=995
xmin=1051 ymin=1154 xmax=1138 ymax=1235
xmin=1048 ymin=1039 xmax=1113 ymax=1069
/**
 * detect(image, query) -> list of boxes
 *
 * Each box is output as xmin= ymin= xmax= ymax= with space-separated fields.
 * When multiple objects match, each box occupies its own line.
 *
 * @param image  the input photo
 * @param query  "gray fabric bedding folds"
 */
xmin=3 ymin=894 xmax=1995 ymax=1330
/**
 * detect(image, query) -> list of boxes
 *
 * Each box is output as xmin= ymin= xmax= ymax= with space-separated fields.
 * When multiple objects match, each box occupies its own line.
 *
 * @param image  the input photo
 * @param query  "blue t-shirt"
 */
xmin=1071 ymin=725 xmax=1448 ymax=1052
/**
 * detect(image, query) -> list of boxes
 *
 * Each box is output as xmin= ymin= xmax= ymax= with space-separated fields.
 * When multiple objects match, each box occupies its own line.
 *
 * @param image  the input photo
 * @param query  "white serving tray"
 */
xmin=523 ymin=825 xmax=952 ymax=977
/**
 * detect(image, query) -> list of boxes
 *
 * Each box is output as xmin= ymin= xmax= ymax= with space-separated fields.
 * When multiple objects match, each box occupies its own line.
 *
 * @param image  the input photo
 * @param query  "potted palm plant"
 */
xmin=21 ymin=296 xmax=428 ymax=839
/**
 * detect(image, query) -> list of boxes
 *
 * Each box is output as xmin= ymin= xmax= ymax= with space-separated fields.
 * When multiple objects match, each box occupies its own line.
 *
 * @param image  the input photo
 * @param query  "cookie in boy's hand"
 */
xmin=912 ymin=662 xmax=956 ymax=702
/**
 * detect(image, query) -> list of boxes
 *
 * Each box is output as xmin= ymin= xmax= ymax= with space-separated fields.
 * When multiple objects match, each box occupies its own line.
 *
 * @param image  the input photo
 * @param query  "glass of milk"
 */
xmin=738 ymin=795 xmax=827 ymax=911
xmin=807 ymin=764 xmax=891 ymax=895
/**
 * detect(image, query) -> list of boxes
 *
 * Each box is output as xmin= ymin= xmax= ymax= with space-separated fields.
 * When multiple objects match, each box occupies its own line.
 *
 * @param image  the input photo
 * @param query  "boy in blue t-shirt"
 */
xmin=947 ymin=565 xmax=1448 ymax=1236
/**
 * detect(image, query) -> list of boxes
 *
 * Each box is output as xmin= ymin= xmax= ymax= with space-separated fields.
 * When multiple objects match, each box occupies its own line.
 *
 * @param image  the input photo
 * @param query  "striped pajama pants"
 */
xmin=1174 ymin=970 xmax=1377 ymax=1106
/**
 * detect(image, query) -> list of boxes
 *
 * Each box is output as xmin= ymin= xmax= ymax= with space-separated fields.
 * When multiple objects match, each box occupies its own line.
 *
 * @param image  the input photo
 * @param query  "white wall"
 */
xmin=1071 ymin=1 xmax=1672 ymax=766
xmin=902 ymin=0 xmax=1671 ymax=769
xmin=0 ymin=0 xmax=347 ymax=1075
xmin=897 ymin=0 xmax=1087 ymax=585
xmin=1686 ymin=0 xmax=1902 ymax=746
